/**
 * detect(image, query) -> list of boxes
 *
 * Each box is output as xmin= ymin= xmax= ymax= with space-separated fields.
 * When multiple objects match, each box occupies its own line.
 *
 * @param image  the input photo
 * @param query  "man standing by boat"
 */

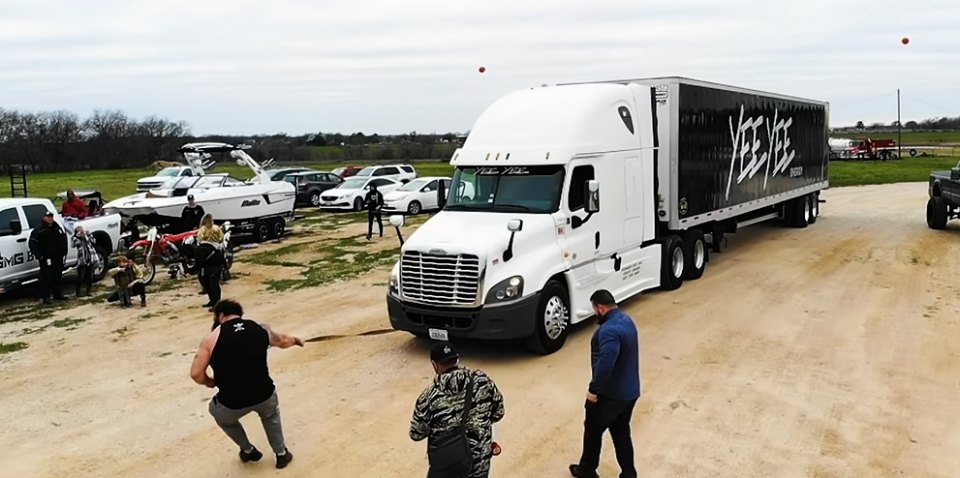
xmin=181 ymin=194 xmax=205 ymax=232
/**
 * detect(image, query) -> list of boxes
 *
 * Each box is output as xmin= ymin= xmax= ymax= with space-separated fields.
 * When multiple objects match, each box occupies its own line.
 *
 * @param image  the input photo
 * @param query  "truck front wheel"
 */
xmin=927 ymin=196 xmax=948 ymax=230
xmin=660 ymin=235 xmax=685 ymax=290
xmin=526 ymin=281 xmax=569 ymax=355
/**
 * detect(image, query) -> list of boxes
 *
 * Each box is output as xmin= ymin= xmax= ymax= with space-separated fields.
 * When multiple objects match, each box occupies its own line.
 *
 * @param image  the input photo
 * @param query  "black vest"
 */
xmin=209 ymin=318 xmax=275 ymax=408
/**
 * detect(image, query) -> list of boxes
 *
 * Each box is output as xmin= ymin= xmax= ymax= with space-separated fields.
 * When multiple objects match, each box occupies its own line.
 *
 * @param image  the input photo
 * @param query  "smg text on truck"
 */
xmin=387 ymin=77 xmax=829 ymax=354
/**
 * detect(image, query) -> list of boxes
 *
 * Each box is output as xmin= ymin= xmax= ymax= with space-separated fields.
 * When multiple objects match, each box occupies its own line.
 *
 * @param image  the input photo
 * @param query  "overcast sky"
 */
xmin=1 ymin=0 xmax=956 ymax=135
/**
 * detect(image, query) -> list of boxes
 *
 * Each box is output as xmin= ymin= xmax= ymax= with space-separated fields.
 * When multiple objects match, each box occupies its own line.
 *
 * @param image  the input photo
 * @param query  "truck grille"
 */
xmin=138 ymin=181 xmax=163 ymax=192
xmin=400 ymin=251 xmax=481 ymax=306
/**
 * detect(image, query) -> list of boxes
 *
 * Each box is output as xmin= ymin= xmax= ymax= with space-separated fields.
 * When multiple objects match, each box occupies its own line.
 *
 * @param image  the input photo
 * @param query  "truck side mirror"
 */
xmin=952 ymin=168 xmax=960 ymax=181
xmin=503 ymin=219 xmax=523 ymax=262
xmin=437 ymin=180 xmax=447 ymax=209
xmin=390 ymin=215 xmax=405 ymax=246
xmin=9 ymin=219 xmax=22 ymax=236
xmin=585 ymin=180 xmax=600 ymax=213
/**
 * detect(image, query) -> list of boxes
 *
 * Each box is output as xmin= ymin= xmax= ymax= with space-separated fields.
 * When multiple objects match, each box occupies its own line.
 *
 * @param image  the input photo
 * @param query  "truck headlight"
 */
xmin=486 ymin=276 xmax=523 ymax=303
xmin=389 ymin=270 xmax=399 ymax=296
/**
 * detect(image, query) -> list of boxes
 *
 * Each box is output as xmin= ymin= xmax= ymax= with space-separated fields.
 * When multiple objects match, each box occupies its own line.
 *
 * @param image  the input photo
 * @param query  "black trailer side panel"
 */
xmin=676 ymin=84 xmax=827 ymax=220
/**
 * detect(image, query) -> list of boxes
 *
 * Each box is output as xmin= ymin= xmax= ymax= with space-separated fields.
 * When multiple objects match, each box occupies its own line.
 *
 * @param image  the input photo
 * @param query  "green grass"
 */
xmin=0 ymin=160 xmax=456 ymax=202
xmin=834 ymin=131 xmax=960 ymax=145
xmin=829 ymin=156 xmax=960 ymax=187
xmin=0 ymin=341 xmax=29 ymax=354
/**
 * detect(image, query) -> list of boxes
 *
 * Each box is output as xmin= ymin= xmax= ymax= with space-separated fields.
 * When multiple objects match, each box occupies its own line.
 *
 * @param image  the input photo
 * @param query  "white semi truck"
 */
xmin=387 ymin=77 xmax=829 ymax=354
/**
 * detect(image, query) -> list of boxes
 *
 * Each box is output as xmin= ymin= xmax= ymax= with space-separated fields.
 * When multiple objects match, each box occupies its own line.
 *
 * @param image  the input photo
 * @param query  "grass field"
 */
xmin=829 ymin=156 xmax=959 ymax=187
xmin=3 ymin=156 xmax=959 ymax=200
xmin=833 ymin=131 xmax=960 ymax=145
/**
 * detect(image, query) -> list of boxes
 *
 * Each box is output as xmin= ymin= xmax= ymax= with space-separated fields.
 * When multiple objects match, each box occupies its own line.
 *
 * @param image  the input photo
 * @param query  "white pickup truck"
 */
xmin=0 ymin=198 xmax=123 ymax=293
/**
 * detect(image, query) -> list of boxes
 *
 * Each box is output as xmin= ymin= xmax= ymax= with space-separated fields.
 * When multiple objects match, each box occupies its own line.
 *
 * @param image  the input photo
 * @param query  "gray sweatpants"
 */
xmin=208 ymin=391 xmax=286 ymax=455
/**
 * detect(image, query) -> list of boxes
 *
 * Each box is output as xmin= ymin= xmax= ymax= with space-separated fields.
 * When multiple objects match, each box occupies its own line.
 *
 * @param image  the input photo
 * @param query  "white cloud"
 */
xmin=0 ymin=0 xmax=956 ymax=134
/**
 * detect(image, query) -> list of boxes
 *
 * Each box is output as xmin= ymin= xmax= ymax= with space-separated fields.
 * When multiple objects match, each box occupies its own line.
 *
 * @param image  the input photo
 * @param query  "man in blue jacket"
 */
xmin=570 ymin=289 xmax=641 ymax=478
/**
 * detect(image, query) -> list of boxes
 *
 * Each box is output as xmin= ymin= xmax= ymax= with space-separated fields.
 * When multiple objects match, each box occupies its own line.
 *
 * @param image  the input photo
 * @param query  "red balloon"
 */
xmin=901 ymin=37 xmax=910 ymax=45
xmin=478 ymin=66 xmax=486 ymax=73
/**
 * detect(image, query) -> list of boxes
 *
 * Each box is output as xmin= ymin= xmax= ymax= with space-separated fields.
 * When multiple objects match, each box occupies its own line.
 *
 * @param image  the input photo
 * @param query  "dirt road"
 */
xmin=2 ymin=182 xmax=960 ymax=477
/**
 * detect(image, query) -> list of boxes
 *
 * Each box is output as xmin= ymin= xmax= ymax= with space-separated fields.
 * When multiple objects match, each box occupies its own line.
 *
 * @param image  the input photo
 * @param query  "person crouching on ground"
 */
xmin=73 ymin=226 xmax=101 ymax=297
xmin=106 ymin=255 xmax=147 ymax=307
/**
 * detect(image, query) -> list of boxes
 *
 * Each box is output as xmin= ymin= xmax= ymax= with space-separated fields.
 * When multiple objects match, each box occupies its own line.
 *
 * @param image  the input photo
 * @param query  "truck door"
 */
xmin=557 ymin=159 xmax=605 ymax=321
xmin=0 ymin=205 xmax=32 ymax=283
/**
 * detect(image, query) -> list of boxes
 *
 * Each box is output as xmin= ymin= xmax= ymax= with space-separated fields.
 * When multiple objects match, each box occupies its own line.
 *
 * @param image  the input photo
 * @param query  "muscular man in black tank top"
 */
xmin=191 ymin=299 xmax=304 ymax=469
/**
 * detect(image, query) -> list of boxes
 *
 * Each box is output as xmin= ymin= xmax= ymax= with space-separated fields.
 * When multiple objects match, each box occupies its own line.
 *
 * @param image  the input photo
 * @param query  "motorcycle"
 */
xmin=130 ymin=228 xmax=199 ymax=285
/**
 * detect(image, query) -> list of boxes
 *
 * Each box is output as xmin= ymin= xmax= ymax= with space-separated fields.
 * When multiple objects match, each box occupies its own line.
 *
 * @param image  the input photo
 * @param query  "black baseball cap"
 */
xmin=187 ymin=194 xmax=195 ymax=200
xmin=43 ymin=211 xmax=54 ymax=217
xmin=430 ymin=342 xmax=459 ymax=363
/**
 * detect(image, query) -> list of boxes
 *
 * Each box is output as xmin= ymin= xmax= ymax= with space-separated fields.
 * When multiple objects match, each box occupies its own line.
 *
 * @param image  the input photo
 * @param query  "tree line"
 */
xmin=0 ymin=108 xmax=465 ymax=173
xmin=843 ymin=116 xmax=960 ymax=132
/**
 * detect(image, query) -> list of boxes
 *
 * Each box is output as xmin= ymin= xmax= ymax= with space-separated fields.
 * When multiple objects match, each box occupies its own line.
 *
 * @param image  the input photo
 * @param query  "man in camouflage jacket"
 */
xmin=410 ymin=343 xmax=505 ymax=478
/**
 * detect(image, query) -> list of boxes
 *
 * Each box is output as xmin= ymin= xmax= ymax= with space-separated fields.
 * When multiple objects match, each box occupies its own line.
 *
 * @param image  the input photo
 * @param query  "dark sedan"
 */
xmin=285 ymin=171 xmax=343 ymax=207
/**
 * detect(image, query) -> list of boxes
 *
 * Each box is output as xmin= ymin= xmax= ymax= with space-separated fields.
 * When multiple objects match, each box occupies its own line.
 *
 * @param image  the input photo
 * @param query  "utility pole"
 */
xmin=897 ymin=88 xmax=902 ymax=159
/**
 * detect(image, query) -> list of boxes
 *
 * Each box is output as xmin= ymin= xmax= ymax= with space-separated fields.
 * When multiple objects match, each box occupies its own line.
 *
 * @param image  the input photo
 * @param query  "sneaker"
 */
xmin=140 ymin=298 xmax=147 ymax=307
xmin=239 ymin=446 xmax=263 ymax=463
xmin=569 ymin=464 xmax=600 ymax=478
xmin=276 ymin=448 xmax=293 ymax=469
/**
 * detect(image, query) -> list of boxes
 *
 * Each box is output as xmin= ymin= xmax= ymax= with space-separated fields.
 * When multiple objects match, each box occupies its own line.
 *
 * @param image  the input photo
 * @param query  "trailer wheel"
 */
xmin=787 ymin=197 xmax=810 ymax=228
xmin=660 ymin=235 xmax=685 ymax=291
xmin=682 ymin=230 xmax=707 ymax=280
xmin=271 ymin=218 xmax=286 ymax=239
xmin=526 ymin=280 xmax=569 ymax=355
xmin=809 ymin=193 xmax=820 ymax=225
xmin=254 ymin=220 xmax=271 ymax=242
xmin=927 ymin=196 xmax=948 ymax=230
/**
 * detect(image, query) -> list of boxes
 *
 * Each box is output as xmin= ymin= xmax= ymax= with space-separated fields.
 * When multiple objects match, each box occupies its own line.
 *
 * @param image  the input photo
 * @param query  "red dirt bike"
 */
xmin=129 ymin=228 xmax=199 ymax=285
xmin=129 ymin=224 xmax=234 ymax=285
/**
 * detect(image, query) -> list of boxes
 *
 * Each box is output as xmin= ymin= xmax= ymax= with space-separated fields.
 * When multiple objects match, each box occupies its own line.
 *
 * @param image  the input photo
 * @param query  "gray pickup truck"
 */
xmin=926 ymin=161 xmax=960 ymax=229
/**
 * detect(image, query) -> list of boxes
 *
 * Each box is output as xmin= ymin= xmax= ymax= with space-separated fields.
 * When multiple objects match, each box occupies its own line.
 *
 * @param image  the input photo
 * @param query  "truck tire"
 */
xmin=526 ymin=280 xmax=570 ymax=355
xmin=809 ymin=193 xmax=820 ymax=225
xmin=682 ymin=230 xmax=707 ymax=280
xmin=255 ymin=220 xmax=271 ymax=242
xmin=92 ymin=247 xmax=109 ymax=282
xmin=788 ymin=196 xmax=810 ymax=228
xmin=660 ymin=235 xmax=685 ymax=291
xmin=927 ymin=196 xmax=948 ymax=230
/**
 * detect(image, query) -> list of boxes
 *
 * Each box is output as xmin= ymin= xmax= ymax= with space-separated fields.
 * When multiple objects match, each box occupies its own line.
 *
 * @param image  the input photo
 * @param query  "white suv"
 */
xmin=354 ymin=164 xmax=417 ymax=183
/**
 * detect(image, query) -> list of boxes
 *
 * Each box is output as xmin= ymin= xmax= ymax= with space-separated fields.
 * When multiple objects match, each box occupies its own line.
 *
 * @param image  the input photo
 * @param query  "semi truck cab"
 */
xmin=387 ymin=83 xmax=663 ymax=354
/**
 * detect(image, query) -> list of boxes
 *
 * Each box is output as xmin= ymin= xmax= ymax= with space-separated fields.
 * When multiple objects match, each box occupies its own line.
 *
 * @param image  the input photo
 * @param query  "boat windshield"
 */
xmin=445 ymin=165 xmax=564 ymax=213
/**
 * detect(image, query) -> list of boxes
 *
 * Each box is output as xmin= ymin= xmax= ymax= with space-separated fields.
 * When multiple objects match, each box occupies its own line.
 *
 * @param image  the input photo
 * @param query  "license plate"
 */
xmin=428 ymin=328 xmax=449 ymax=341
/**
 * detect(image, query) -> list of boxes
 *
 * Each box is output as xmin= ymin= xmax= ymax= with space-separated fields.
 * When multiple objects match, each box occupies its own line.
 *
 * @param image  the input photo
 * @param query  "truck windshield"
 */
xmin=446 ymin=165 xmax=564 ymax=213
